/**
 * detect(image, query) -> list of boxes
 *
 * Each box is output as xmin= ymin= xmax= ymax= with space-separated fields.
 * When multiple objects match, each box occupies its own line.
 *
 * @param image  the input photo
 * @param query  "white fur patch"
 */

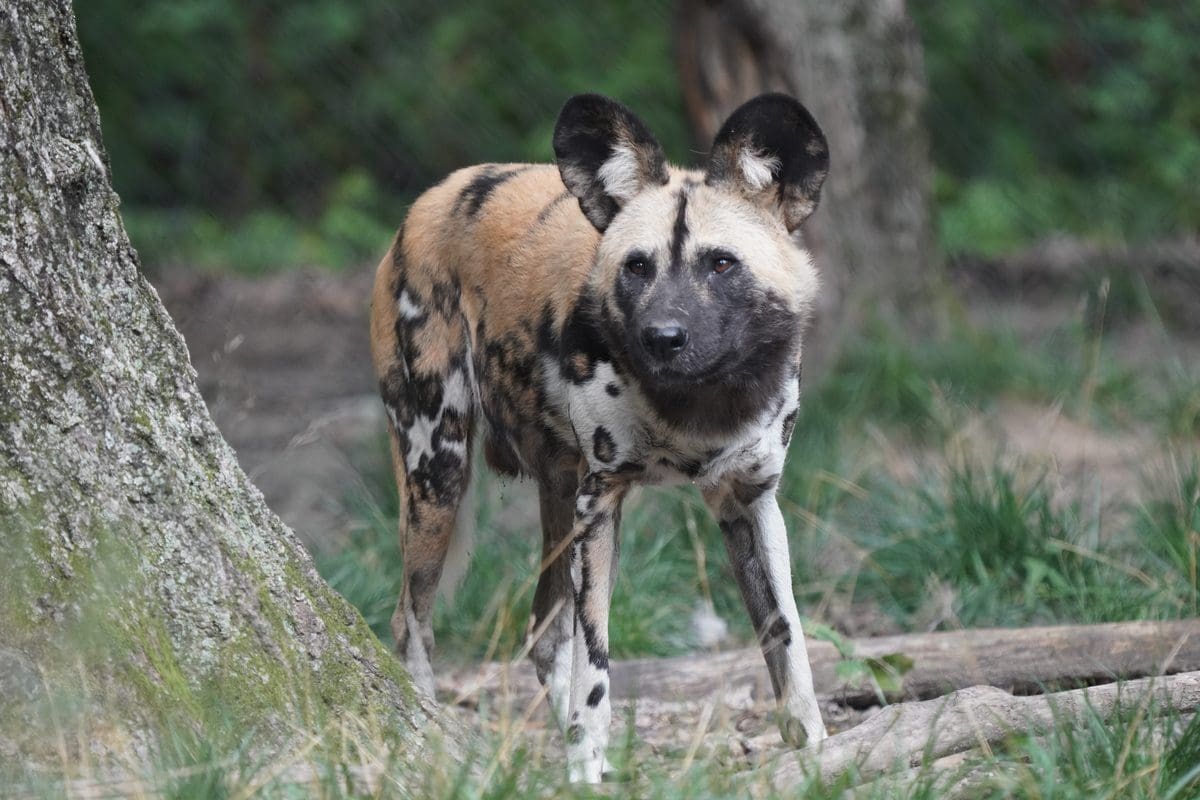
xmin=548 ymin=637 xmax=574 ymax=731
xmin=404 ymin=367 xmax=470 ymax=472
xmin=397 ymin=289 xmax=424 ymax=321
xmin=442 ymin=368 xmax=470 ymax=412
xmin=404 ymin=413 xmax=439 ymax=473
xmin=739 ymin=148 xmax=780 ymax=192
xmin=404 ymin=606 xmax=436 ymax=695
xmin=596 ymin=143 xmax=642 ymax=203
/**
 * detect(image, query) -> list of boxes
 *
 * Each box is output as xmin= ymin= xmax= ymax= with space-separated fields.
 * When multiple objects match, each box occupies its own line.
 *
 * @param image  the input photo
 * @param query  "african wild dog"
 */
xmin=370 ymin=93 xmax=830 ymax=781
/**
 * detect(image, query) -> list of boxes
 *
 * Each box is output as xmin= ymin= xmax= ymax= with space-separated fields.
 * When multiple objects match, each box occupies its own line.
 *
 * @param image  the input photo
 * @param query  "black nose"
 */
xmin=641 ymin=323 xmax=689 ymax=360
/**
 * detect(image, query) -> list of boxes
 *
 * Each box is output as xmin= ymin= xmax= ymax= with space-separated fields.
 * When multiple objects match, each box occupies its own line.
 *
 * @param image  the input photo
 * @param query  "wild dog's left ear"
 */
xmin=554 ymin=94 xmax=669 ymax=231
xmin=706 ymin=93 xmax=830 ymax=232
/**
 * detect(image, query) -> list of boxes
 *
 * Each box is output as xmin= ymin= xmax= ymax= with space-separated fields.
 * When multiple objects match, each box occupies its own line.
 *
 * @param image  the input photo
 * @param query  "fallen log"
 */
xmin=442 ymin=620 xmax=1200 ymax=710
xmin=949 ymin=235 xmax=1200 ymax=326
xmin=769 ymin=670 xmax=1200 ymax=790
xmin=950 ymin=235 xmax=1200 ymax=290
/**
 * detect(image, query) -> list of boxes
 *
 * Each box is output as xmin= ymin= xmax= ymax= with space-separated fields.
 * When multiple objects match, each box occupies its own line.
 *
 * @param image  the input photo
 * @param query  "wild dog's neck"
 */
xmin=632 ymin=343 xmax=801 ymax=434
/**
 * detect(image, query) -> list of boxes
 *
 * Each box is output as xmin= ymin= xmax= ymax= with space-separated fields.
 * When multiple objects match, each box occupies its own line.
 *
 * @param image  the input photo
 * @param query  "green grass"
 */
xmin=1136 ymin=457 xmax=1200 ymax=617
xmin=11 ymin=680 xmax=1200 ymax=798
xmin=978 ymin=700 xmax=1200 ymax=799
xmin=850 ymin=462 xmax=1189 ymax=629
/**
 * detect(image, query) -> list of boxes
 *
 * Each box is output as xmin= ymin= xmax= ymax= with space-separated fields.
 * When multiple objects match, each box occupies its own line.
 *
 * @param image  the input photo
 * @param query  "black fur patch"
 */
xmin=573 ymin=533 xmax=611 ymax=671
xmin=731 ymin=473 xmax=780 ymax=507
xmin=592 ymin=426 xmax=616 ymax=463
xmin=429 ymin=280 xmax=461 ymax=319
xmin=719 ymin=515 xmax=792 ymax=698
xmin=388 ymin=224 xmax=407 ymax=294
xmin=483 ymin=436 xmax=522 ymax=477
xmin=535 ymin=302 xmax=559 ymax=354
xmin=578 ymin=472 xmax=615 ymax=499
xmin=605 ymin=382 xmax=621 ymax=397
xmin=668 ymin=190 xmax=689 ymax=273
xmin=611 ymin=461 xmax=646 ymax=477
xmin=560 ymin=293 xmax=611 ymax=384
xmin=456 ymin=166 xmax=528 ymax=217
xmin=409 ymin=446 xmax=467 ymax=508
xmin=380 ymin=370 xmax=445 ymax=432
xmin=566 ymin=724 xmax=584 ymax=745
xmin=781 ymin=408 xmax=798 ymax=447
xmin=658 ymin=456 xmax=702 ymax=478
xmin=586 ymin=682 xmax=606 ymax=707
xmin=535 ymin=189 xmax=573 ymax=225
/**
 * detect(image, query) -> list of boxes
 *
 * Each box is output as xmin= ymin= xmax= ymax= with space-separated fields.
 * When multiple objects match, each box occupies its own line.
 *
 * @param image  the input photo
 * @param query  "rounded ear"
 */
xmin=553 ymin=94 xmax=669 ymax=231
xmin=705 ymin=93 xmax=830 ymax=232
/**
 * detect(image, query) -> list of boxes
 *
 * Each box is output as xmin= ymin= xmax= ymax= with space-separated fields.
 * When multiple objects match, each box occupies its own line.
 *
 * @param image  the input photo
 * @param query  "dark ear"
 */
xmin=553 ymin=94 xmax=669 ymax=231
xmin=706 ymin=93 xmax=830 ymax=232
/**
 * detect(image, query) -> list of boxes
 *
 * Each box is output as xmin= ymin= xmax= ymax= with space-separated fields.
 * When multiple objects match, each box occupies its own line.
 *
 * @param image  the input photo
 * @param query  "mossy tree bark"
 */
xmin=676 ymin=0 xmax=937 ymax=371
xmin=0 ymin=0 xmax=441 ymax=772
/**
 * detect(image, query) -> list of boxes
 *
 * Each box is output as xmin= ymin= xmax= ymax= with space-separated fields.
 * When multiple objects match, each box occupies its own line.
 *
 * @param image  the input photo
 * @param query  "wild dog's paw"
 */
xmin=779 ymin=713 xmax=827 ymax=749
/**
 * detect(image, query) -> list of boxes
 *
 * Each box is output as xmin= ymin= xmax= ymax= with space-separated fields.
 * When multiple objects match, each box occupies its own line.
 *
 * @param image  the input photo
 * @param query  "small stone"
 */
xmin=689 ymin=601 xmax=729 ymax=649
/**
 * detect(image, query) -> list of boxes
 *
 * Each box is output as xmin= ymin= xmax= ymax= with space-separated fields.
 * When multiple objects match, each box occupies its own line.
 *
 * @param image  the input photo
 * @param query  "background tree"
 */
xmin=0 ymin=0 xmax=445 ymax=771
xmin=675 ymin=0 xmax=936 ymax=369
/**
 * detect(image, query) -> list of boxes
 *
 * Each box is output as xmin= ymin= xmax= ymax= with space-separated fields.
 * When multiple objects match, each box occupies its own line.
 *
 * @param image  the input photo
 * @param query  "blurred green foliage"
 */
xmin=77 ymin=0 xmax=683 ymax=270
xmin=77 ymin=1 xmax=1197 ymax=270
xmin=916 ymin=0 xmax=1200 ymax=253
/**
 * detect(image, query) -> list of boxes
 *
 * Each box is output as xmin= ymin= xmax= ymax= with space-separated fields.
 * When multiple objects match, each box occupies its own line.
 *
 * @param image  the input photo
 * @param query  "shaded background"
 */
xmin=79 ymin=0 xmax=1199 ymax=271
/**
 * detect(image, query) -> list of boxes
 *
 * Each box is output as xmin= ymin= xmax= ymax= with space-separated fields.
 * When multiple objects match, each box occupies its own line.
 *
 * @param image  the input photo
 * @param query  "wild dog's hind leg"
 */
xmin=376 ymin=271 xmax=475 ymax=697
xmin=381 ymin=369 xmax=473 ymax=696
xmin=529 ymin=467 xmax=578 ymax=731
xmin=704 ymin=480 xmax=826 ymax=748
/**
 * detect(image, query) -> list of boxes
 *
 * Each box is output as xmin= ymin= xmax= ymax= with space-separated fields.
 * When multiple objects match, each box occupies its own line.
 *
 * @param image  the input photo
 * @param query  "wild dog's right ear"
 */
xmin=706 ymin=94 xmax=830 ymax=232
xmin=554 ymin=94 xmax=669 ymax=232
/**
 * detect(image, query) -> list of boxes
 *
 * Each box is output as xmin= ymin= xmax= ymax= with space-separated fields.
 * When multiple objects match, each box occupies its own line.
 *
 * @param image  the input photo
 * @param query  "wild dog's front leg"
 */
xmin=565 ymin=472 xmax=625 ymax=783
xmin=705 ymin=481 xmax=827 ymax=748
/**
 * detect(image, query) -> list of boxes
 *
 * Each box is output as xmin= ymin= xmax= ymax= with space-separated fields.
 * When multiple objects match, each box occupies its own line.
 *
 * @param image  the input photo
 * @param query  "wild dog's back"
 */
xmin=371 ymin=164 xmax=598 ymax=383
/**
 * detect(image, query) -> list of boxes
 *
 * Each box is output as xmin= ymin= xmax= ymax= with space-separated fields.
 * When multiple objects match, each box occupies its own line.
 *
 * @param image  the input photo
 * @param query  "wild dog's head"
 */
xmin=554 ymin=93 xmax=829 ymax=427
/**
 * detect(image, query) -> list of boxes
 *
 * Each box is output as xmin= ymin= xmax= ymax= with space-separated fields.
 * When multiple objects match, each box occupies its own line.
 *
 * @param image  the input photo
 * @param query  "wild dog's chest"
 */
xmin=542 ymin=357 xmax=799 ymax=487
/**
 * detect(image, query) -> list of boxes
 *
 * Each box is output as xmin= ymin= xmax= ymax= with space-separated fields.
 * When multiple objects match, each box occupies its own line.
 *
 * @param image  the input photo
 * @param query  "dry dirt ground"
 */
xmin=155 ymin=266 xmax=1195 ymax=775
xmin=158 ymin=267 xmax=385 ymax=551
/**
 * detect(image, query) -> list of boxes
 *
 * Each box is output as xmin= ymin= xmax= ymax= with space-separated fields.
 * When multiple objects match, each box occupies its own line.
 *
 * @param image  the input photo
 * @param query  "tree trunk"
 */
xmin=675 ymin=0 xmax=937 ymax=371
xmin=0 ymin=0 xmax=442 ymax=773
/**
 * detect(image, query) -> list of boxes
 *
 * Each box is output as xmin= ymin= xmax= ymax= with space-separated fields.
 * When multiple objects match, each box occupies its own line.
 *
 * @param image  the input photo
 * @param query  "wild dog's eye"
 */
xmin=712 ymin=255 xmax=738 ymax=274
xmin=625 ymin=257 xmax=649 ymax=276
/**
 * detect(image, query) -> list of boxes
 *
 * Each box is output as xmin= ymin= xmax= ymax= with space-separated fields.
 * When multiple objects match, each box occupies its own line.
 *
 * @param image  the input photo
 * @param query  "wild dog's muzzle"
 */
xmin=640 ymin=321 xmax=688 ymax=361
